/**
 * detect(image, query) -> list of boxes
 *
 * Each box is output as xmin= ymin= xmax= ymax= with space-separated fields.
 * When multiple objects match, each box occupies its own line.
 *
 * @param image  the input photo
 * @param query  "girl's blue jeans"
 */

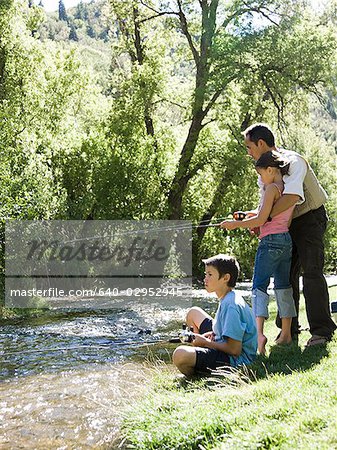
xmin=252 ymin=232 xmax=296 ymax=319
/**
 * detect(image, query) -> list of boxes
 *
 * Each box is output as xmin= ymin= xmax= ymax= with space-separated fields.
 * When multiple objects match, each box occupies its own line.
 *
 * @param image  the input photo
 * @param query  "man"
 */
xmin=242 ymin=123 xmax=336 ymax=346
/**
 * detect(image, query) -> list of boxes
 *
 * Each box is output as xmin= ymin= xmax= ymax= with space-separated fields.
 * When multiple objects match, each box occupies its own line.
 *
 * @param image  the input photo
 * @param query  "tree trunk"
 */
xmin=167 ymin=114 xmax=204 ymax=219
xmin=167 ymin=0 xmax=219 ymax=219
xmin=132 ymin=5 xmax=156 ymax=140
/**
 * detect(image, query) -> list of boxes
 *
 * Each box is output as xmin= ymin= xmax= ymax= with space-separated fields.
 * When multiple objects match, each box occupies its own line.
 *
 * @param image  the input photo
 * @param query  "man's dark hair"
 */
xmin=202 ymin=254 xmax=240 ymax=287
xmin=255 ymin=150 xmax=290 ymax=176
xmin=243 ymin=123 xmax=275 ymax=147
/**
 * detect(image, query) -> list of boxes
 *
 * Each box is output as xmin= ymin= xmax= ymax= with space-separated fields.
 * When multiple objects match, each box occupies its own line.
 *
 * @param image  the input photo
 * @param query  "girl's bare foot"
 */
xmin=275 ymin=334 xmax=292 ymax=346
xmin=258 ymin=334 xmax=268 ymax=355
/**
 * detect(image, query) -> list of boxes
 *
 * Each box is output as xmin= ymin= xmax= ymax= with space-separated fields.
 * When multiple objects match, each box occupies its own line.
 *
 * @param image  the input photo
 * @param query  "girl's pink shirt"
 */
xmin=259 ymin=183 xmax=295 ymax=239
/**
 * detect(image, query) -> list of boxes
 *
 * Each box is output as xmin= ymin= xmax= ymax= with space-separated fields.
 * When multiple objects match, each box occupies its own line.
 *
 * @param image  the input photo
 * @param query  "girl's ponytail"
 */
xmin=255 ymin=151 xmax=290 ymax=176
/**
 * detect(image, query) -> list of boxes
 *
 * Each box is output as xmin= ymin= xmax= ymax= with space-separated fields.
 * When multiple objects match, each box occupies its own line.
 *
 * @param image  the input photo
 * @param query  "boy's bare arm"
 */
xmin=270 ymin=193 xmax=299 ymax=218
xmin=209 ymin=338 xmax=242 ymax=357
xmin=193 ymin=334 xmax=242 ymax=357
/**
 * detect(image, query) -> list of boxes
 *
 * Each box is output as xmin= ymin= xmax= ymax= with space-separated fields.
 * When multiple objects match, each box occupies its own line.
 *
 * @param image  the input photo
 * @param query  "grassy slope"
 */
xmin=122 ymin=289 xmax=337 ymax=450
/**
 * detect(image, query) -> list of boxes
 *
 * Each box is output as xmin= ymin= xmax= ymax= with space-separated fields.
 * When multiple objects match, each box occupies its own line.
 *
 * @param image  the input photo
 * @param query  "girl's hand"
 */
xmin=246 ymin=212 xmax=257 ymax=219
xmin=249 ymin=226 xmax=260 ymax=236
xmin=220 ymin=220 xmax=238 ymax=230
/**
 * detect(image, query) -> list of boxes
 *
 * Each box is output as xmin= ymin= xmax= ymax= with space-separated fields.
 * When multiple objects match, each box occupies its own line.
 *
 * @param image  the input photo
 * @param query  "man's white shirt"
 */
xmin=257 ymin=149 xmax=307 ymax=206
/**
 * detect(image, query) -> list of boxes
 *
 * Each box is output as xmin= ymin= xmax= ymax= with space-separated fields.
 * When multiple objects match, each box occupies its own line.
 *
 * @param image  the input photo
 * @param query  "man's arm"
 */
xmin=269 ymin=193 xmax=300 ymax=218
xmin=269 ymin=150 xmax=307 ymax=217
xmin=220 ymin=184 xmax=278 ymax=230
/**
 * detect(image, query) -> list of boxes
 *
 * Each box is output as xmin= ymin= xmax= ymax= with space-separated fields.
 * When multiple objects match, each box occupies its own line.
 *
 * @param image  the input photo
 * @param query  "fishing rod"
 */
xmin=1 ymin=325 xmax=198 ymax=357
xmin=63 ymin=215 xmax=236 ymax=244
xmin=1 ymin=336 xmax=183 ymax=357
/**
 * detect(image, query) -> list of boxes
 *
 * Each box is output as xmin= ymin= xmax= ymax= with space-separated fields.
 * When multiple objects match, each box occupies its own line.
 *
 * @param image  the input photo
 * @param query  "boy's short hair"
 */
xmin=202 ymin=254 xmax=240 ymax=287
xmin=243 ymin=123 xmax=275 ymax=147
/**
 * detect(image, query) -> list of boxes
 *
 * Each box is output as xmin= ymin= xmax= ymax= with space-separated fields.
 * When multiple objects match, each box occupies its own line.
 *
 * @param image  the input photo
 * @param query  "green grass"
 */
xmin=121 ymin=291 xmax=337 ymax=450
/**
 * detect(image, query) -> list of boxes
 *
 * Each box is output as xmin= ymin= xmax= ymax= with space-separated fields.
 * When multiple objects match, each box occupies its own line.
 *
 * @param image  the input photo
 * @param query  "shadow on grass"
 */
xmin=171 ymin=338 xmax=332 ymax=391
xmin=249 ymin=339 xmax=330 ymax=380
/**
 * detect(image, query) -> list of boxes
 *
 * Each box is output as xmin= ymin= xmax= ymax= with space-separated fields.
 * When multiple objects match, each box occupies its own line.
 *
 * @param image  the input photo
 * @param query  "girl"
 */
xmin=220 ymin=151 xmax=297 ymax=355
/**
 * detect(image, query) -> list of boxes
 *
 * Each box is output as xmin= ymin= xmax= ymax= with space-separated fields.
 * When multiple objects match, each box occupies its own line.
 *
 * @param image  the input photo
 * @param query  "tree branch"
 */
xmin=250 ymin=7 xmax=279 ymax=26
xmin=139 ymin=0 xmax=161 ymax=15
xmin=201 ymin=117 xmax=217 ymax=128
xmin=261 ymin=75 xmax=285 ymax=128
xmin=219 ymin=7 xmax=251 ymax=30
xmin=138 ymin=11 xmax=179 ymax=23
xmin=203 ymin=89 xmax=224 ymax=117
xmin=202 ymin=74 xmax=237 ymax=118
xmin=177 ymin=0 xmax=200 ymax=66
xmin=228 ymin=124 xmax=247 ymax=150
xmin=154 ymin=97 xmax=188 ymax=110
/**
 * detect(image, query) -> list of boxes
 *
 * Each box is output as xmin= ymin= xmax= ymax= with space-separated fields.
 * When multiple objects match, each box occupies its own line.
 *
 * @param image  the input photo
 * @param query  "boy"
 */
xmin=173 ymin=254 xmax=257 ymax=376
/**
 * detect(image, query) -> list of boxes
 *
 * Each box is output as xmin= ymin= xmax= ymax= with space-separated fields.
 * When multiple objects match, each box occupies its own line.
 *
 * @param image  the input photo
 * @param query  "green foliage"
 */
xmin=122 ymin=299 xmax=337 ymax=450
xmin=0 ymin=0 xmax=336 ymax=307
xmin=38 ymin=0 xmax=110 ymax=43
xmin=0 ymin=0 xmax=109 ymax=305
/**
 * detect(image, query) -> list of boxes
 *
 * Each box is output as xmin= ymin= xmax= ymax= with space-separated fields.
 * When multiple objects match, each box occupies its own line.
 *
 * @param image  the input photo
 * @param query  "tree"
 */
xmin=87 ymin=24 xmax=95 ymax=38
xmin=108 ymin=0 xmax=336 ymax=276
xmin=69 ymin=24 xmax=79 ymax=40
xmin=75 ymin=1 xmax=88 ymax=20
xmin=111 ymin=1 xmax=335 ymax=215
xmin=58 ymin=0 xmax=68 ymax=22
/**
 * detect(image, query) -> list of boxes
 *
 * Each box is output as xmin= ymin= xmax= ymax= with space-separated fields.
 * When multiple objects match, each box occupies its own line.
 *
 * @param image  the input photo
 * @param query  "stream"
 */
xmin=1 ymin=277 xmax=336 ymax=449
xmin=0 ymin=289 xmax=222 ymax=449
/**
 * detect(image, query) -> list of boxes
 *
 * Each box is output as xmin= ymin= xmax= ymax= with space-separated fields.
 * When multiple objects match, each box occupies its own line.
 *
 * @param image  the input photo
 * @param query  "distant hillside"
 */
xmin=36 ymin=0 xmax=112 ymax=91
xmin=38 ymin=0 xmax=111 ymax=44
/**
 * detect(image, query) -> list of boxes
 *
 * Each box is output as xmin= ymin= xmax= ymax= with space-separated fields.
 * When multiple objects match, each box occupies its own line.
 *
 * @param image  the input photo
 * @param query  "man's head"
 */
xmin=202 ymin=254 xmax=240 ymax=292
xmin=243 ymin=123 xmax=276 ymax=161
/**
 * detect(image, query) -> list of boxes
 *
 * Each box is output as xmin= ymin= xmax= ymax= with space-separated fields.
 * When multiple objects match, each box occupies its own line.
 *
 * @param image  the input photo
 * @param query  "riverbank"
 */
xmin=0 ymin=285 xmax=336 ymax=449
xmin=120 ymin=288 xmax=337 ymax=450
xmin=1 ymin=274 xmax=336 ymax=321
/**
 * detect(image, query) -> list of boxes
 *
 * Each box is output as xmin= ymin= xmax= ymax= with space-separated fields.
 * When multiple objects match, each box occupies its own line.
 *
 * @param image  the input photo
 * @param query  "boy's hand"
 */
xmin=192 ymin=333 xmax=212 ymax=347
xmin=203 ymin=331 xmax=215 ymax=341
xmin=220 ymin=220 xmax=238 ymax=230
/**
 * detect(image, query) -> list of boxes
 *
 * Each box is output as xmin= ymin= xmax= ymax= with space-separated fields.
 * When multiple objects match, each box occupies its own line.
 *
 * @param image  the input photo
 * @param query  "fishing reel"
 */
xmin=233 ymin=211 xmax=246 ymax=221
xmin=178 ymin=323 xmax=195 ymax=343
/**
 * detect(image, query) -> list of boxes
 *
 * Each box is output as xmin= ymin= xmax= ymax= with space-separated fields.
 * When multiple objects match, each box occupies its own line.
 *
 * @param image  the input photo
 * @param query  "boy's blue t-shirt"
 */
xmin=212 ymin=290 xmax=257 ymax=367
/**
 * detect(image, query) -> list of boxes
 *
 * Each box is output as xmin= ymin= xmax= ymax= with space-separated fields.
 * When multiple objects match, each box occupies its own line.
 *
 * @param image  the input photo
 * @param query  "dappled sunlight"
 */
xmin=0 ymin=362 xmax=154 ymax=449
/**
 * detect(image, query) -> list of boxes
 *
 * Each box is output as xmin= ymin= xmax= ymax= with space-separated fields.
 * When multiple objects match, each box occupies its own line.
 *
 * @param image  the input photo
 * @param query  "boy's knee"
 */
xmin=173 ymin=346 xmax=194 ymax=367
xmin=172 ymin=346 xmax=187 ymax=366
xmin=186 ymin=306 xmax=206 ymax=324
xmin=173 ymin=346 xmax=196 ymax=375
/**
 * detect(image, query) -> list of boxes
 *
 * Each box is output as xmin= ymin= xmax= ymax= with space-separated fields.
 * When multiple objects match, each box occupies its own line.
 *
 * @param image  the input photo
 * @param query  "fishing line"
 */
xmin=63 ymin=216 xmax=231 ymax=244
xmin=0 ymin=338 xmax=177 ymax=356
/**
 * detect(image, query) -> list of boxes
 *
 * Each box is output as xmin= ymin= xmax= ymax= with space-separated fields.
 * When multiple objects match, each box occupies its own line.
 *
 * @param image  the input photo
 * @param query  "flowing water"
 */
xmin=4 ymin=275 xmax=334 ymax=449
xmin=0 ymin=291 xmax=225 ymax=449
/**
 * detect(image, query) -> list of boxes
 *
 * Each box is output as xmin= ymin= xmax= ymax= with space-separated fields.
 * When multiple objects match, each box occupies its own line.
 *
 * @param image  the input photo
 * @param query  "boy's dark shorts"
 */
xmin=195 ymin=318 xmax=231 ymax=372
